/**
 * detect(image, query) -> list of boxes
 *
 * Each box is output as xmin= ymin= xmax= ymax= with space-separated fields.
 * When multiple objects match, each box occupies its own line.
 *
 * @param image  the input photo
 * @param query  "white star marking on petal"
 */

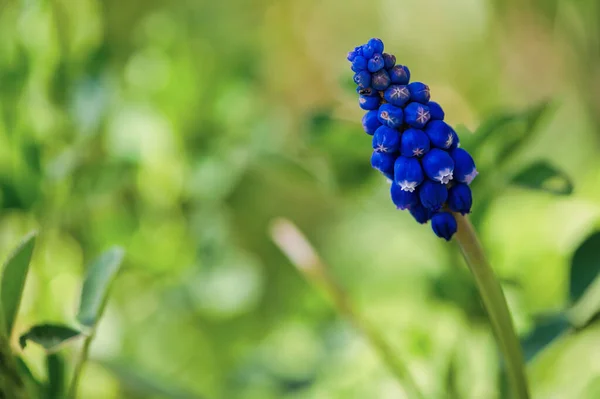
xmin=463 ymin=168 xmax=479 ymax=184
xmin=445 ymin=133 xmax=453 ymax=148
xmin=416 ymin=108 xmax=430 ymax=125
xmin=375 ymin=144 xmax=388 ymax=152
xmin=412 ymin=148 xmax=424 ymax=157
xmin=398 ymin=180 xmax=417 ymax=192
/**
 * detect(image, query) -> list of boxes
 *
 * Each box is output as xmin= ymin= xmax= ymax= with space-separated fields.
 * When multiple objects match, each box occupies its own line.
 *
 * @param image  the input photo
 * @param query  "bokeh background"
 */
xmin=1 ymin=0 xmax=600 ymax=398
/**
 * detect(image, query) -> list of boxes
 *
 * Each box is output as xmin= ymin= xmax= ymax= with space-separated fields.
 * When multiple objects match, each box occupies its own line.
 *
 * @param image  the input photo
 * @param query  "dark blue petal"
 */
xmin=383 ymin=85 xmax=410 ymax=107
xmin=404 ymin=102 xmax=431 ymax=129
xmin=383 ymin=53 xmax=396 ymax=69
xmin=422 ymin=148 xmax=455 ymax=184
xmin=373 ymin=126 xmax=401 ymax=153
xmin=367 ymin=53 xmax=385 ymax=73
xmin=353 ymin=71 xmax=371 ymax=89
xmin=449 ymin=148 xmax=478 ymax=184
xmin=362 ymin=43 xmax=375 ymax=59
xmin=371 ymin=151 xmax=396 ymax=176
xmin=425 ymin=120 xmax=457 ymax=150
xmin=359 ymin=95 xmax=381 ymax=110
xmin=362 ymin=111 xmax=382 ymax=135
xmin=409 ymin=202 xmax=433 ymax=224
xmin=400 ymin=128 xmax=430 ymax=157
xmin=393 ymin=156 xmax=424 ymax=192
xmin=448 ymin=183 xmax=472 ymax=215
xmin=418 ymin=179 xmax=448 ymax=211
xmin=368 ymin=38 xmax=384 ymax=54
xmin=431 ymin=212 xmax=457 ymax=241
xmin=391 ymin=183 xmax=418 ymax=210
xmin=377 ymin=104 xmax=404 ymax=128
xmin=388 ymin=65 xmax=410 ymax=85
xmin=427 ymin=101 xmax=445 ymax=120
xmin=371 ymin=69 xmax=391 ymax=91
xmin=351 ymin=56 xmax=368 ymax=72
xmin=407 ymin=82 xmax=431 ymax=104
xmin=347 ymin=46 xmax=363 ymax=61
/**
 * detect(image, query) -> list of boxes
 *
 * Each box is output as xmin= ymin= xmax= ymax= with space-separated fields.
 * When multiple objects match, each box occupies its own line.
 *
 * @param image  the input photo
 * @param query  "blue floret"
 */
xmin=377 ymin=104 xmax=404 ymax=129
xmin=388 ymin=65 xmax=410 ymax=85
xmin=419 ymin=179 xmax=448 ymax=211
xmin=407 ymin=82 xmax=431 ymax=104
xmin=431 ymin=212 xmax=457 ymax=241
xmin=404 ymin=102 xmax=430 ymax=129
xmin=373 ymin=126 xmax=401 ymax=153
xmin=362 ymin=111 xmax=382 ymax=135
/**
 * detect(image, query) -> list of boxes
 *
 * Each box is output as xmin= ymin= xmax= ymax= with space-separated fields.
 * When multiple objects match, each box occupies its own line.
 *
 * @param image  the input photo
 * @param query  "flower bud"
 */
xmin=400 ymin=128 xmax=430 ymax=157
xmin=347 ymin=46 xmax=362 ymax=61
xmin=359 ymin=94 xmax=381 ymax=110
xmin=448 ymin=183 xmax=472 ymax=215
xmin=371 ymin=151 xmax=396 ymax=177
xmin=362 ymin=44 xmax=375 ymax=59
xmin=388 ymin=65 xmax=410 ymax=85
xmin=409 ymin=202 xmax=433 ymax=224
xmin=362 ymin=111 xmax=382 ymax=135
xmin=353 ymin=71 xmax=371 ymax=89
xmin=371 ymin=69 xmax=391 ymax=91
xmin=418 ymin=179 xmax=448 ymax=211
xmin=431 ymin=212 xmax=457 ymax=241
xmin=427 ymin=101 xmax=445 ymax=120
xmin=404 ymin=102 xmax=431 ymax=129
xmin=383 ymin=53 xmax=396 ymax=69
xmin=351 ymin=56 xmax=368 ymax=72
xmin=407 ymin=82 xmax=431 ymax=104
xmin=425 ymin=120 xmax=456 ymax=150
xmin=422 ymin=148 xmax=454 ymax=184
xmin=384 ymin=85 xmax=410 ymax=107
xmin=449 ymin=148 xmax=478 ymax=184
xmin=373 ymin=126 xmax=400 ymax=153
xmin=368 ymin=53 xmax=385 ymax=72
xmin=368 ymin=38 xmax=384 ymax=54
xmin=391 ymin=183 xmax=418 ymax=210
xmin=394 ymin=156 xmax=424 ymax=192
xmin=377 ymin=104 xmax=404 ymax=128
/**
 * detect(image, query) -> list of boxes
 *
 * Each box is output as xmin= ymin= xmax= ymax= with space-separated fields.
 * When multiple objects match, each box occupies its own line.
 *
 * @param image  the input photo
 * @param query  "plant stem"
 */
xmin=66 ymin=330 xmax=94 ymax=399
xmin=270 ymin=218 xmax=425 ymax=399
xmin=453 ymin=213 xmax=530 ymax=399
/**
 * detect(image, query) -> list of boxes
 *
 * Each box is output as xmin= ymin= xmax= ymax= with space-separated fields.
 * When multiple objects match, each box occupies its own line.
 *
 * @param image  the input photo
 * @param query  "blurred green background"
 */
xmin=1 ymin=0 xmax=600 ymax=398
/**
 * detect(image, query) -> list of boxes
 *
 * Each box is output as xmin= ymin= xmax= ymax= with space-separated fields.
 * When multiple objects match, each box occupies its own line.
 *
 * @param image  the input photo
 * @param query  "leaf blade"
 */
xmin=19 ymin=324 xmax=83 ymax=352
xmin=521 ymin=313 xmax=571 ymax=362
xmin=1 ymin=232 xmax=37 ymax=335
xmin=76 ymin=247 xmax=125 ymax=328
xmin=570 ymin=232 xmax=600 ymax=303
xmin=511 ymin=161 xmax=573 ymax=195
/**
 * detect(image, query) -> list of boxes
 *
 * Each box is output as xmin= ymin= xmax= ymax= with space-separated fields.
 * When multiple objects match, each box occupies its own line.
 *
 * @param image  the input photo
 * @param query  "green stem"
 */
xmin=453 ymin=213 xmax=530 ymax=399
xmin=66 ymin=330 xmax=94 ymax=399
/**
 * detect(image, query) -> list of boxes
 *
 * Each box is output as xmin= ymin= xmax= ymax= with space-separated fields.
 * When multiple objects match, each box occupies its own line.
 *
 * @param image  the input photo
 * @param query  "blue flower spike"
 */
xmin=373 ymin=126 xmax=400 ymax=153
xmin=404 ymin=102 xmax=431 ymax=129
xmin=377 ymin=103 xmax=404 ymax=128
xmin=422 ymin=149 xmax=454 ymax=184
xmin=407 ymin=82 xmax=431 ymax=104
xmin=347 ymin=38 xmax=477 ymax=240
xmin=419 ymin=179 xmax=448 ymax=211
xmin=431 ymin=212 xmax=458 ymax=241
xmin=362 ymin=111 xmax=382 ymax=135
xmin=448 ymin=183 xmax=473 ymax=215
xmin=450 ymin=148 xmax=478 ymax=184
xmin=400 ymin=128 xmax=430 ymax=157
xmin=394 ymin=156 xmax=424 ymax=192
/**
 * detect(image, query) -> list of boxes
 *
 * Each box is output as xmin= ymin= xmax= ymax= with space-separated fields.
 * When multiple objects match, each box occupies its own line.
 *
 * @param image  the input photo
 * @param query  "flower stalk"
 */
xmin=453 ymin=213 xmax=530 ymax=399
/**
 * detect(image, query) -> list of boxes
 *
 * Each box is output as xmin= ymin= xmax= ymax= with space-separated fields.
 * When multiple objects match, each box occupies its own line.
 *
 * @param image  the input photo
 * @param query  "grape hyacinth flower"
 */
xmin=346 ymin=37 xmax=479 ymax=241
xmin=346 ymin=39 xmax=529 ymax=399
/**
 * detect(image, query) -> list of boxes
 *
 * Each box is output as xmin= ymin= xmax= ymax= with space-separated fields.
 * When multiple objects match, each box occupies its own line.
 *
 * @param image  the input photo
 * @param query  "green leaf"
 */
xmin=521 ymin=313 xmax=571 ymax=362
xmin=100 ymin=360 xmax=203 ymax=399
xmin=16 ymin=357 xmax=44 ymax=398
xmin=1 ymin=232 xmax=37 ymax=335
xmin=77 ymin=247 xmax=125 ymax=328
xmin=46 ymin=354 xmax=66 ymax=399
xmin=512 ymin=161 xmax=574 ymax=195
xmin=19 ymin=324 xmax=83 ymax=352
xmin=570 ymin=232 xmax=600 ymax=303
